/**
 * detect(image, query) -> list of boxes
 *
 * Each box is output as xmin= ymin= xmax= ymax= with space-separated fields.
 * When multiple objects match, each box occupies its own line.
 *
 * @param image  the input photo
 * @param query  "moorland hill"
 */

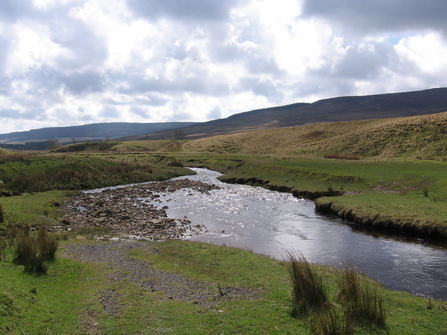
xmin=54 ymin=111 xmax=447 ymax=161
xmin=131 ymin=87 xmax=447 ymax=140
xmin=182 ymin=111 xmax=447 ymax=159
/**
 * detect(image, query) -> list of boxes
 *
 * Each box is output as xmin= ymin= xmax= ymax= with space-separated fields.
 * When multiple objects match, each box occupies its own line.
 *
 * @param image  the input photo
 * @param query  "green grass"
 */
xmin=0 ymin=153 xmax=193 ymax=194
xmin=0 ymin=252 xmax=109 ymax=334
xmin=0 ymin=190 xmax=69 ymax=227
xmin=0 ymin=237 xmax=446 ymax=334
xmin=315 ymin=192 xmax=447 ymax=237
xmin=286 ymin=252 xmax=328 ymax=316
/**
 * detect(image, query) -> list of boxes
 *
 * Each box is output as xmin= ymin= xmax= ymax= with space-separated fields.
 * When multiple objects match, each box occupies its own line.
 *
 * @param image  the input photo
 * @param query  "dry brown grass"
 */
xmin=181 ymin=111 xmax=447 ymax=159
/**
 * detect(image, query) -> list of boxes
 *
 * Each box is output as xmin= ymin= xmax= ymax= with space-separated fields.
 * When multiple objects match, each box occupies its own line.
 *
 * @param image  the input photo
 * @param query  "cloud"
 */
xmin=207 ymin=105 xmax=222 ymax=119
xmin=0 ymin=0 xmax=34 ymax=22
xmin=0 ymin=0 xmax=446 ymax=134
xmin=301 ymin=0 xmax=447 ymax=37
xmin=126 ymin=0 xmax=240 ymax=22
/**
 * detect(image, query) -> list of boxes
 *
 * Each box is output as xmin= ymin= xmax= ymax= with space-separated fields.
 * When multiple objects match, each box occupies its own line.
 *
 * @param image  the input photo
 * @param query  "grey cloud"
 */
xmin=100 ymin=106 xmax=120 ymax=118
xmin=237 ymin=77 xmax=284 ymax=103
xmin=114 ymin=67 xmax=230 ymax=97
xmin=0 ymin=76 xmax=10 ymax=95
xmin=0 ymin=108 xmax=43 ymax=120
xmin=23 ymin=66 xmax=103 ymax=97
xmin=207 ymin=106 xmax=222 ymax=119
xmin=167 ymin=111 xmax=192 ymax=122
xmin=0 ymin=0 xmax=34 ymax=22
xmin=126 ymin=0 xmax=241 ymax=22
xmin=333 ymin=42 xmax=396 ymax=79
xmin=51 ymin=20 xmax=108 ymax=71
xmin=0 ymin=36 xmax=9 ymax=74
xmin=302 ymin=0 xmax=447 ymax=36
xmin=130 ymin=107 xmax=150 ymax=117
xmin=64 ymin=70 xmax=104 ymax=95
xmin=135 ymin=95 xmax=168 ymax=107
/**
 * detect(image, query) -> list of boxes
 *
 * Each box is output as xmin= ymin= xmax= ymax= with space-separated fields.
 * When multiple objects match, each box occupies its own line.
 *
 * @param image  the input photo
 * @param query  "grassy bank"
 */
xmin=1 ymin=237 xmax=446 ymax=334
xmin=0 ymin=153 xmax=192 ymax=194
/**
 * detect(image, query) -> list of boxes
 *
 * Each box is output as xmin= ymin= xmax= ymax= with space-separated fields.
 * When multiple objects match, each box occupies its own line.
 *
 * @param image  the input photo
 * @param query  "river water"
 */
xmin=155 ymin=168 xmax=447 ymax=300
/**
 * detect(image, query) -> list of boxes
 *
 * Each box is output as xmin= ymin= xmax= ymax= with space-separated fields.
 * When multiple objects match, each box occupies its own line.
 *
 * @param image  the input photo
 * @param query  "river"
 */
xmin=154 ymin=168 xmax=447 ymax=300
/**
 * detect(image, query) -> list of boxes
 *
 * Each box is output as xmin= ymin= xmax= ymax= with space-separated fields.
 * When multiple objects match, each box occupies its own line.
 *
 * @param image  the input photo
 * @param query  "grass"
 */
xmin=0 ymin=252 xmax=109 ymax=334
xmin=285 ymin=252 xmax=328 ymax=316
xmin=0 ymin=236 xmax=446 ymax=334
xmin=181 ymin=111 xmax=447 ymax=159
xmin=0 ymin=190 xmax=70 ymax=227
xmin=0 ymin=153 xmax=192 ymax=194
xmin=309 ymin=308 xmax=354 ymax=335
xmin=1 ymin=112 xmax=447 ymax=332
xmin=337 ymin=266 xmax=387 ymax=326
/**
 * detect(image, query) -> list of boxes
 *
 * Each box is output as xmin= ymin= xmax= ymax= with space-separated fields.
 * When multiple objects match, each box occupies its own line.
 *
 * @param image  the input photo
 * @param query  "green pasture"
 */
xmin=1 ymin=238 xmax=446 ymax=334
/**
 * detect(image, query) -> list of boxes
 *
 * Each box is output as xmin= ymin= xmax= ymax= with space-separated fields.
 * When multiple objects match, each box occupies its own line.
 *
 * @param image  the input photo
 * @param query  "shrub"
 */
xmin=286 ymin=252 xmax=328 ymax=316
xmin=337 ymin=266 xmax=387 ymax=326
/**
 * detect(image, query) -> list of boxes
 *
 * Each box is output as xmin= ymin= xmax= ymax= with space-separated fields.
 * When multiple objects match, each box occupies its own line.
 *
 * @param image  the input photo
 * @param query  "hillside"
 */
xmin=0 ymin=122 xmax=197 ymax=144
xmin=182 ymin=111 xmax=447 ymax=159
xmin=133 ymin=87 xmax=447 ymax=140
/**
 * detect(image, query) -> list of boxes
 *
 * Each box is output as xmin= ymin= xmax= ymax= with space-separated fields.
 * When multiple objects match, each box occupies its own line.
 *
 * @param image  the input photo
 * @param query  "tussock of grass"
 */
xmin=13 ymin=228 xmax=58 ymax=274
xmin=337 ymin=266 xmax=387 ymax=326
xmin=310 ymin=308 xmax=354 ymax=335
xmin=285 ymin=252 xmax=328 ymax=316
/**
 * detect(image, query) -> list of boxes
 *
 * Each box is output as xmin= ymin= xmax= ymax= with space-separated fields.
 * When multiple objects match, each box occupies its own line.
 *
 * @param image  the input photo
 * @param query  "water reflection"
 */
xmin=155 ymin=168 xmax=447 ymax=300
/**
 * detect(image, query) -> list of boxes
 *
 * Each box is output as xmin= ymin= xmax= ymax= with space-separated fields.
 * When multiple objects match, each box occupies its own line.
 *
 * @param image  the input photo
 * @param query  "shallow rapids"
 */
xmin=154 ymin=168 xmax=447 ymax=300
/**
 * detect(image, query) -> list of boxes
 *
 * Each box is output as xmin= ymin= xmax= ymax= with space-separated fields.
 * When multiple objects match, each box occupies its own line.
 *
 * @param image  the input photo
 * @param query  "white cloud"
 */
xmin=0 ymin=0 xmax=446 ymax=134
xmin=395 ymin=32 xmax=447 ymax=77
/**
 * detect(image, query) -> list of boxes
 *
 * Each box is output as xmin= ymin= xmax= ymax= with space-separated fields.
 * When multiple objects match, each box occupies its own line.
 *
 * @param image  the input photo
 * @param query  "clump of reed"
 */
xmin=13 ymin=226 xmax=59 ymax=275
xmin=310 ymin=308 xmax=354 ymax=335
xmin=285 ymin=253 xmax=387 ymax=333
xmin=337 ymin=266 xmax=387 ymax=326
xmin=0 ymin=203 xmax=3 ymax=223
xmin=285 ymin=252 xmax=328 ymax=316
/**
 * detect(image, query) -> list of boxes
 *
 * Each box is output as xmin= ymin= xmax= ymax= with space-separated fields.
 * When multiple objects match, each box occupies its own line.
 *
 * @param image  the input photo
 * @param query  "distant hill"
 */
xmin=0 ymin=122 xmax=197 ymax=145
xmin=129 ymin=88 xmax=447 ymax=140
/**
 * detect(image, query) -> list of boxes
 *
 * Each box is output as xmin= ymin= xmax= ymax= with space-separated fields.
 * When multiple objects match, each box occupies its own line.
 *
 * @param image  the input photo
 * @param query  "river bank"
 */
xmin=220 ymin=174 xmax=447 ymax=240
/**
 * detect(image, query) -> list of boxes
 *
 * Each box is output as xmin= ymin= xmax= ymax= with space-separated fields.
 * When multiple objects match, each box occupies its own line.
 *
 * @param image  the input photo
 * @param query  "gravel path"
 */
xmin=63 ymin=240 xmax=264 ymax=312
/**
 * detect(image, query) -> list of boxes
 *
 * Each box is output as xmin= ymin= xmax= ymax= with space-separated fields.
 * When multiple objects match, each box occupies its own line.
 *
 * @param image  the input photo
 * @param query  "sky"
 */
xmin=1 ymin=0 xmax=447 ymax=134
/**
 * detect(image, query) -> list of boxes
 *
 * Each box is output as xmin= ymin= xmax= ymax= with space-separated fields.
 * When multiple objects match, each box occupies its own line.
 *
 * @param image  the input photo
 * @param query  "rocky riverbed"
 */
xmin=58 ymin=179 xmax=221 ymax=240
